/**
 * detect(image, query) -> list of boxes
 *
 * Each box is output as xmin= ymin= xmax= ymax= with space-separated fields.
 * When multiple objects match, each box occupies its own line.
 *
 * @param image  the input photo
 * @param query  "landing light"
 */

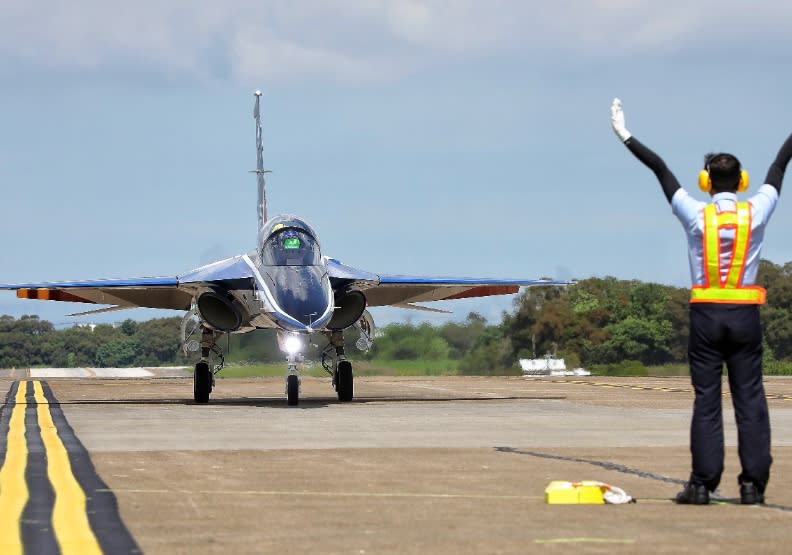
xmin=284 ymin=334 xmax=302 ymax=355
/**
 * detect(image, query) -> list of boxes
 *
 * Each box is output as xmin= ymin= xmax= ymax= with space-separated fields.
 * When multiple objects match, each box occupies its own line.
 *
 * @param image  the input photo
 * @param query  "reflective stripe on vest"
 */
xmin=690 ymin=201 xmax=766 ymax=304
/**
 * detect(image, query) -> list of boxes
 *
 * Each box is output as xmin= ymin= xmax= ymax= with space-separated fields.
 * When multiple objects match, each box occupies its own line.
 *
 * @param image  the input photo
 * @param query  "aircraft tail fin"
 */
xmin=252 ymin=90 xmax=269 ymax=231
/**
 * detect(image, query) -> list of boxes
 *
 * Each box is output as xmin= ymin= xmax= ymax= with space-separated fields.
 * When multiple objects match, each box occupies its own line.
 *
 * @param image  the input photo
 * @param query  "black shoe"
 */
xmin=675 ymin=483 xmax=709 ymax=505
xmin=740 ymin=482 xmax=765 ymax=505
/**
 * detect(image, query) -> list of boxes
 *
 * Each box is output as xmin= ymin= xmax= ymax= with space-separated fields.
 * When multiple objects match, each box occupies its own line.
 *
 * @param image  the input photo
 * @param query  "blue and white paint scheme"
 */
xmin=0 ymin=91 xmax=571 ymax=405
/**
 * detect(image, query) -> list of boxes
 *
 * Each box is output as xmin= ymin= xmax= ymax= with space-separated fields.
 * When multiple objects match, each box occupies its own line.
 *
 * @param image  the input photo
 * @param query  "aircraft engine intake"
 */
xmin=327 ymin=290 xmax=366 ymax=330
xmin=197 ymin=288 xmax=246 ymax=332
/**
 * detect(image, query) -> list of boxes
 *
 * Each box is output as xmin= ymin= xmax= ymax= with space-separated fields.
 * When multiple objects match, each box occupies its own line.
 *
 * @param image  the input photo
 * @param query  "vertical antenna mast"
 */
xmin=253 ymin=90 xmax=268 ymax=231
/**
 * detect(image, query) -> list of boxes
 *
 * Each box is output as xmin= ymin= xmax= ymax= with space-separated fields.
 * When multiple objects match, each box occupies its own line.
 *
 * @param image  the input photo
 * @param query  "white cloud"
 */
xmin=229 ymin=23 xmax=412 ymax=84
xmin=1 ymin=1 xmax=790 ymax=85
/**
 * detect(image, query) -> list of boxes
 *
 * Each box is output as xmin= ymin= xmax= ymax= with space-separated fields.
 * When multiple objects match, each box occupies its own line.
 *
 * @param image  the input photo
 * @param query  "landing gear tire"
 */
xmin=194 ymin=362 xmax=212 ymax=403
xmin=336 ymin=360 xmax=353 ymax=402
xmin=286 ymin=374 xmax=299 ymax=406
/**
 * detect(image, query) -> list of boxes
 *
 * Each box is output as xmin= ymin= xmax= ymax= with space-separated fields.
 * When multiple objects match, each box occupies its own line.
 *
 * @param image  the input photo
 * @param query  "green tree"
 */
xmin=49 ymin=326 xmax=103 ymax=367
xmin=120 ymin=319 xmax=138 ymax=336
xmin=369 ymin=323 xmax=450 ymax=361
xmin=440 ymin=313 xmax=487 ymax=359
xmin=458 ymin=323 xmax=514 ymax=374
xmin=759 ymin=260 xmax=792 ymax=361
xmin=96 ymin=338 xmax=139 ymax=367
xmin=506 ymin=278 xmax=686 ymax=368
xmin=132 ymin=317 xmax=183 ymax=366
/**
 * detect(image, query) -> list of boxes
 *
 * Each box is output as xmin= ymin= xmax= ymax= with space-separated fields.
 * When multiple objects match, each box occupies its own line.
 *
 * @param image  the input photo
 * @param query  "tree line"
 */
xmin=2 ymin=259 xmax=792 ymax=373
xmin=446 ymin=259 xmax=792 ymax=375
xmin=0 ymin=316 xmax=186 ymax=369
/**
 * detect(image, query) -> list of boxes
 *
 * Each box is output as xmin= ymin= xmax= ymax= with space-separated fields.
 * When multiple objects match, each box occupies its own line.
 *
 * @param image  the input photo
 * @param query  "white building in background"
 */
xmin=519 ymin=355 xmax=590 ymax=377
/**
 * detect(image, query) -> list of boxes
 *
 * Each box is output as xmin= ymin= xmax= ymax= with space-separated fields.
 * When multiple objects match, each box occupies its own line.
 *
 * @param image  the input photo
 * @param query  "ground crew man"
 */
xmin=610 ymin=98 xmax=792 ymax=505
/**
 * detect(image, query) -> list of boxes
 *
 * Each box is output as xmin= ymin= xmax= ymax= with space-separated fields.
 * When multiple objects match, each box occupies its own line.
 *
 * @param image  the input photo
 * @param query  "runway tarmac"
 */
xmin=3 ymin=374 xmax=792 ymax=554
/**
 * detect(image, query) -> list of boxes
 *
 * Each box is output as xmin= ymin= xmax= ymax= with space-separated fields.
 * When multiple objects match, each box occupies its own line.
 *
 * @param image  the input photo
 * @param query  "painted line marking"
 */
xmin=33 ymin=381 xmax=102 ymax=554
xmin=0 ymin=380 xmax=141 ymax=554
xmin=0 ymin=383 xmax=28 ymax=555
xmin=102 ymin=487 xmax=540 ymax=500
xmin=535 ymin=537 xmax=636 ymax=544
xmin=540 ymin=378 xmax=792 ymax=401
xmin=377 ymin=382 xmax=463 ymax=394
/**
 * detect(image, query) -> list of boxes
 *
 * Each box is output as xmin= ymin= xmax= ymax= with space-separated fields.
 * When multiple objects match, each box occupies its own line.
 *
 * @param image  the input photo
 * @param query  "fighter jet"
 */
xmin=0 ymin=91 xmax=569 ymax=405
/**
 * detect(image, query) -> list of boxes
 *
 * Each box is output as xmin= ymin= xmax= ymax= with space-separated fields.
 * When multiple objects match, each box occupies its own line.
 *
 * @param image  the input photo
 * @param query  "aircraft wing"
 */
xmin=364 ymin=275 xmax=567 ymax=308
xmin=325 ymin=258 xmax=570 ymax=310
xmin=0 ymin=255 xmax=256 ymax=315
xmin=1 ymin=254 xmax=569 ymax=316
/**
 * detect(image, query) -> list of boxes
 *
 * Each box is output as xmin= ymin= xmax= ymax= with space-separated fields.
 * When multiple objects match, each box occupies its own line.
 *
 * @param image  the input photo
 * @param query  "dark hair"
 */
xmin=704 ymin=152 xmax=741 ymax=192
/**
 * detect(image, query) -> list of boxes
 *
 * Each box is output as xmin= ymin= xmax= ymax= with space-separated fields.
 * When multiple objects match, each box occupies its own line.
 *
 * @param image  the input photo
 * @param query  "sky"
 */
xmin=1 ymin=0 xmax=792 ymax=328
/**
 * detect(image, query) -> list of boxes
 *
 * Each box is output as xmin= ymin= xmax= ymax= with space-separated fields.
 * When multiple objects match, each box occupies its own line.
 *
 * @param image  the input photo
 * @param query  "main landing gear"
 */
xmin=193 ymin=326 xmax=223 ymax=404
xmin=323 ymin=331 xmax=353 ymax=402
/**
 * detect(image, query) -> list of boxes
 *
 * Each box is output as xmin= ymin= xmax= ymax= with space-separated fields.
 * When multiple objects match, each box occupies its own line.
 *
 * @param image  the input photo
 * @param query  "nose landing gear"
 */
xmin=277 ymin=331 xmax=304 ymax=406
xmin=285 ymin=355 xmax=301 ymax=406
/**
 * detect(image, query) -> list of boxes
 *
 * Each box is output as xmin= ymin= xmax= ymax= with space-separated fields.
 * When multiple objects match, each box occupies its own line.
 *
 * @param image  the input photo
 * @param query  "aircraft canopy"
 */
xmin=261 ymin=228 xmax=321 ymax=266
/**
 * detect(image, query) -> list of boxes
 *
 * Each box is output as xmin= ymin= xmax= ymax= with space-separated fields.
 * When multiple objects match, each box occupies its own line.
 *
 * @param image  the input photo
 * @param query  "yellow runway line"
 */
xmin=0 ymin=382 xmax=29 ymax=555
xmin=33 ymin=381 xmax=102 ymax=555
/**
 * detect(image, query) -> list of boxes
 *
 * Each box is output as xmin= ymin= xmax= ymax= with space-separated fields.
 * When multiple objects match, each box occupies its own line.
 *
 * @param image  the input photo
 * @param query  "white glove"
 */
xmin=610 ymin=97 xmax=631 ymax=142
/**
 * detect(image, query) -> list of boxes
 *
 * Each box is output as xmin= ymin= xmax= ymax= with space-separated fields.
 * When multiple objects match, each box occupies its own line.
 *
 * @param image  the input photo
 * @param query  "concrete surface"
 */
xmin=3 ymin=375 xmax=792 ymax=554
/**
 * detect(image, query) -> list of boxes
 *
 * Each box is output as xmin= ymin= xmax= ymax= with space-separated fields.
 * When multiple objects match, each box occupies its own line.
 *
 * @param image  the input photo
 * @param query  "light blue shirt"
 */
xmin=671 ymin=184 xmax=778 ymax=288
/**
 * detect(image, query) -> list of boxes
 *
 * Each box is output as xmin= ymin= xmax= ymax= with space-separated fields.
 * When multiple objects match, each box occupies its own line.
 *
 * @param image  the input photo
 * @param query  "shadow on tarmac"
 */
xmin=40 ymin=394 xmax=568 ymax=409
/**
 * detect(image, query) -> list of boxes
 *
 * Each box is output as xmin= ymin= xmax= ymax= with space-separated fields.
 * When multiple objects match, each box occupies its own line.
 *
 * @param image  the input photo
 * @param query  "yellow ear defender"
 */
xmin=698 ymin=168 xmax=749 ymax=193
xmin=698 ymin=169 xmax=711 ymax=192
xmin=738 ymin=169 xmax=749 ymax=192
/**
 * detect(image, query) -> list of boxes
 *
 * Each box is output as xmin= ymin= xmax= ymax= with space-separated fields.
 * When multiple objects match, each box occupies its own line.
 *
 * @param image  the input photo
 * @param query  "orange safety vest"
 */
xmin=690 ymin=202 xmax=766 ymax=304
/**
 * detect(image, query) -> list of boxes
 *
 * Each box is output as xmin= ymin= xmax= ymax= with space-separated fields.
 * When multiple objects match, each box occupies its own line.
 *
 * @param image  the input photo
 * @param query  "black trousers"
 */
xmin=688 ymin=303 xmax=772 ymax=492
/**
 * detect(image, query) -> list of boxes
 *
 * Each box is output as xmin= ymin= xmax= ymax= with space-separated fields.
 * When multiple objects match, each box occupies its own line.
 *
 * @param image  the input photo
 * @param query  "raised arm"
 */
xmin=765 ymin=132 xmax=792 ymax=195
xmin=611 ymin=98 xmax=681 ymax=203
